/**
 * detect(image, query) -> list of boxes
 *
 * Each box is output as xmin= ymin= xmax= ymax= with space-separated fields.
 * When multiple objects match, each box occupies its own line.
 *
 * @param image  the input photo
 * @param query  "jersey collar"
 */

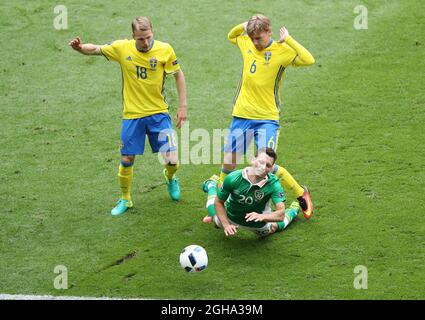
xmin=135 ymin=38 xmax=155 ymax=53
xmin=265 ymin=39 xmax=273 ymax=49
xmin=252 ymin=39 xmax=273 ymax=53
xmin=242 ymin=168 xmax=269 ymax=188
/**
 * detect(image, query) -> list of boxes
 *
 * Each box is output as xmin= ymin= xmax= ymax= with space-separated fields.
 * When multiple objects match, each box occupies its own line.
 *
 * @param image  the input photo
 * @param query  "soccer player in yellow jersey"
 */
xmin=69 ymin=17 xmax=187 ymax=216
xmin=203 ymin=14 xmax=314 ymax=222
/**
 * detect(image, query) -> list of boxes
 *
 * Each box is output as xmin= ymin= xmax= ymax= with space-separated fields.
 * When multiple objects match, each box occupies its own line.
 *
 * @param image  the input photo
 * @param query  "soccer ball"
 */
xmin=179 ymin=245 xmax=208 ymax=272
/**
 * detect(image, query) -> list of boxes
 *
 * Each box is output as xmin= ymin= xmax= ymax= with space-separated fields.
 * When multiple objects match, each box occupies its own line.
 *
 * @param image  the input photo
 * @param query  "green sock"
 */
xmin=277 ymin=208 xmax=298 ymax=232
xmin=206 ymin=181 xmax=217 ymax=217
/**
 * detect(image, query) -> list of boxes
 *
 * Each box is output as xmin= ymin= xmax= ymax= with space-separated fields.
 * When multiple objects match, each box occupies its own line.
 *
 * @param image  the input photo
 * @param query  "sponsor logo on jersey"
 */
xmin=278 ymin=192 xmax=284 ymax=198
xmin=126 ymin=56 xmax=132 ymax=61
xmin=172 ymin=59 xmax=179 ymax=65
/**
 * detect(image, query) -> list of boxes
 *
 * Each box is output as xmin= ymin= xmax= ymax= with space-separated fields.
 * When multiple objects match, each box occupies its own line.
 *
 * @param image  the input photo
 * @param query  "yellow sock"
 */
xmin=219 ymin=167 xmax=232 ymax=186
xmin=165 ymin=162 xmax=179 ymax=180
xmin=275 ymin=165 xmax=304 ymax=198
xmin=118 ymin=164 xmax=133 ymax=201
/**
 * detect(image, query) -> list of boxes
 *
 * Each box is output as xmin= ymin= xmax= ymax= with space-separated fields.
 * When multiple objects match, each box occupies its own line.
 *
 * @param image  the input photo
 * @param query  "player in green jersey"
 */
xmin=202 ymin=148 xmax=300 ymax=237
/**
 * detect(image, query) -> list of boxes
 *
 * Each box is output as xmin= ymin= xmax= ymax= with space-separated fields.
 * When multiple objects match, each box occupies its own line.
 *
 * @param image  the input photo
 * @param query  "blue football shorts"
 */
xmin=120 ymin=113 xmax=177 ymax=155
xmin=223 ymin=117 xmax=280 ymax=154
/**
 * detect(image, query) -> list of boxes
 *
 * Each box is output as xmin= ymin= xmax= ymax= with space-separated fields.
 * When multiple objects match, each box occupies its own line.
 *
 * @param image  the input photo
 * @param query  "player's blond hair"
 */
xmin=132 ymin=16 xmax=153 ymax=32
xmin=246 ymin=14 xmax=271 ymax=36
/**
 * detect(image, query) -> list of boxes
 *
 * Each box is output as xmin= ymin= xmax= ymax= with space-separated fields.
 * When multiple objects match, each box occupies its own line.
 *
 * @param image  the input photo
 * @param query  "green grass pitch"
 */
xmin=0 ymin=0 xmax=424 ymax=299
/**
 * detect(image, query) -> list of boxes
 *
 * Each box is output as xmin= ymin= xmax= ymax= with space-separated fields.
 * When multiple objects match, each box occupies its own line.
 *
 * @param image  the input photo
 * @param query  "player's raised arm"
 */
xmin=68 ymin=37 xmax=102 ymax=55
xmin=173 ymin=70 xmax=187 ymax=129
xmin=227 ymin=22 xmax=248 ymax=44
xmin=278 ymin=27 xmax=315 ymax=67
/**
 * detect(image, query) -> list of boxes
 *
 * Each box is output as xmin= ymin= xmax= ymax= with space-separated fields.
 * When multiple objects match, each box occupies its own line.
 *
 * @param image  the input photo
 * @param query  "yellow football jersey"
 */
xmin=229 ymin=28 xmax=297 ymax=121
xmin=100 ymin=39 xmax=180 ymax=119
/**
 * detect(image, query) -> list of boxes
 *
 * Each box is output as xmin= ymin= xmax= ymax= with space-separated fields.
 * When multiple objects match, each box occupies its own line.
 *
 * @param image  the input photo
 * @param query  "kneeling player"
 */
xmin=202 ymin=148 xmax=299 ymax=237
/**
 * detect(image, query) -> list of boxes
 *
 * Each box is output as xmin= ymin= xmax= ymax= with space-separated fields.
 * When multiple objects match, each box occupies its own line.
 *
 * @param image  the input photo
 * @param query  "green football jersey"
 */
xmin=217 ymin=168 xmax=286 ymax=227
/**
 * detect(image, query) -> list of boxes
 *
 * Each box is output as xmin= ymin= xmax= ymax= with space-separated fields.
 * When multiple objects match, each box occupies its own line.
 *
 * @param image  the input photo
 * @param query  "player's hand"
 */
xmin=278 ymin=27 xmax=289 ymax=43
xmin=245 ymin=212 xmax=264 ymax=222
xmin=69 ymin=37 xmax=83 ymax=51
xmin=223 ymin=224 xmax=238 ymax=236
xmin=175 ymin=106 xmax=187 ymax=129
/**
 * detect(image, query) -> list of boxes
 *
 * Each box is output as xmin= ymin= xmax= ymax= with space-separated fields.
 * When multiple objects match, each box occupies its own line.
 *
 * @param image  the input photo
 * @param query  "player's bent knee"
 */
xmin=253 ymin=223 xmax=277 ymax=237
xmin=270 ymin=223 xmax=278 ymax=234
xmin=213 ymin=215 xmax=223 ymax=229
xmin=223 ymin=153 xmax=238 ymax=168
xmin=121 ymin=155 xmax=135 ymax=166
xmin=222 ymin=161 xmax=237 ymax=171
